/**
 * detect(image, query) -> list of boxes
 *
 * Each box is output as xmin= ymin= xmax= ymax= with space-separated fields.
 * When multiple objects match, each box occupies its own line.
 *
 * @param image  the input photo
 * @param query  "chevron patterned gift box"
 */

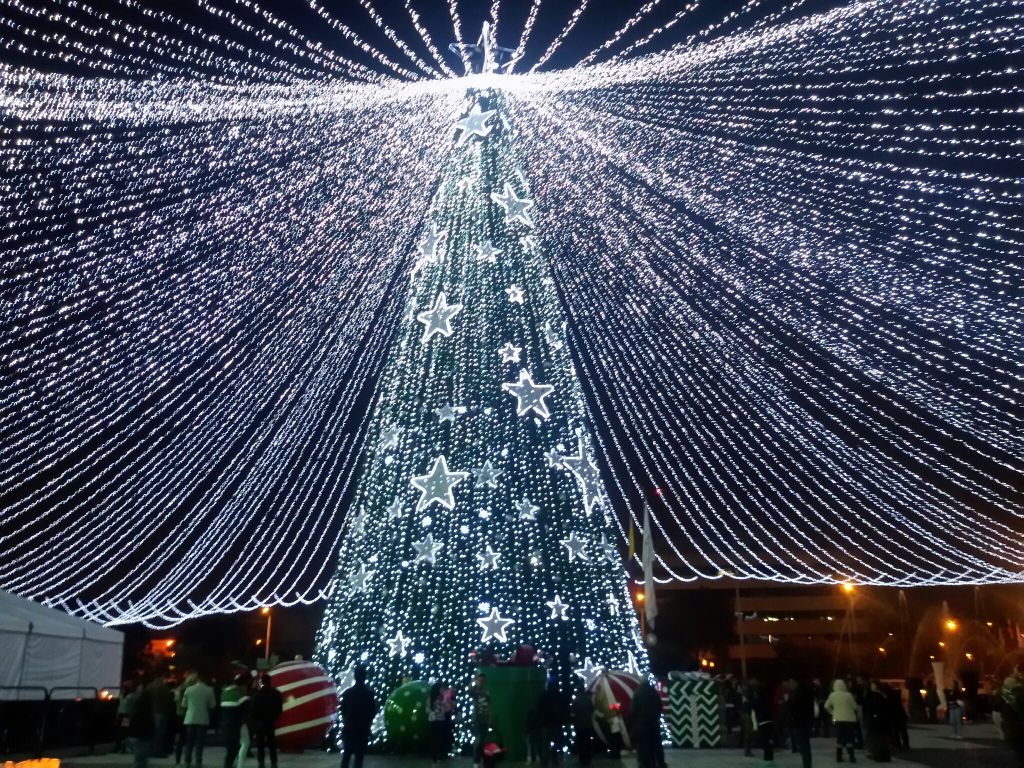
xmin=668 ymin=678 xmax=721 ymax=748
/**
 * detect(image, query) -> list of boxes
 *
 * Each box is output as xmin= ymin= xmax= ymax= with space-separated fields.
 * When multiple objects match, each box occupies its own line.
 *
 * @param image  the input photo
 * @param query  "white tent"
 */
xmin=0 ymin=590 xmax=124 ymax=700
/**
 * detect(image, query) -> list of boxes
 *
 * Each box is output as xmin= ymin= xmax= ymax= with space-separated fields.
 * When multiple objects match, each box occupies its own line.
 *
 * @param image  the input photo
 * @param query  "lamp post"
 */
xmin=261 ymin=607 xmax=272 ymax=661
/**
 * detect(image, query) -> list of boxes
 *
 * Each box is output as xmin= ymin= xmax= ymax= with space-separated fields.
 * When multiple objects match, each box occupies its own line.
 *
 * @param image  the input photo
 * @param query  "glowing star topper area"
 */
xmin=315 ymin=89 xmax=648 ymax=725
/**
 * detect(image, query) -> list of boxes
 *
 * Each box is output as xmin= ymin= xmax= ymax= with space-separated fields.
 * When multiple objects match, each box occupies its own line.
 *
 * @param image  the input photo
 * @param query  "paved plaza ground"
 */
xmin=59 ymin=724 xmax=1015 ymax=768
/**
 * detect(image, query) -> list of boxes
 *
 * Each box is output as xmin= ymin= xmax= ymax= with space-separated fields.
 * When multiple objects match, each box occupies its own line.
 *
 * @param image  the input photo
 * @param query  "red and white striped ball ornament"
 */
xmin=268 ymin=660 xmax=339 ymax=750
xmin=590 ymin=670 xmax=670 ymax=722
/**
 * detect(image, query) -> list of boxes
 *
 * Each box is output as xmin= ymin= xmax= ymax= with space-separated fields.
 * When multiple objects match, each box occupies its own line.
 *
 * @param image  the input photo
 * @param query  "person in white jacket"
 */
xmin=825 ymin=679 xmax=858 ymax=763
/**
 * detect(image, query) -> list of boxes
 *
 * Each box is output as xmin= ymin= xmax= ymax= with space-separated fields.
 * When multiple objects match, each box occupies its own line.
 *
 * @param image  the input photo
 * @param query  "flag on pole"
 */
xmin=642 ymin=503 xmax=657 ymax=629
xmin=626 ymin=520 xmax=637 ymax=583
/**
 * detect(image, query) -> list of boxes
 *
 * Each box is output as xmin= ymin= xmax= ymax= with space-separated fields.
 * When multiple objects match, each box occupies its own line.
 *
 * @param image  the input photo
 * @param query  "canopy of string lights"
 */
xmin=1 ymin=0 xmax=1022 ymax=627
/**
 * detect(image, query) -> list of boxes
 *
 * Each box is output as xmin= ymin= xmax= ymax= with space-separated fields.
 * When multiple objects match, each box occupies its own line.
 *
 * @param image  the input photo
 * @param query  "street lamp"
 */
xmin=261 ymin=607 xmax=271 ymax=660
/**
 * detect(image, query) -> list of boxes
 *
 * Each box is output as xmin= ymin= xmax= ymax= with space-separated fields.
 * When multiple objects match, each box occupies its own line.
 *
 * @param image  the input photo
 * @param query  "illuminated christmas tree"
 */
xmin=314 ymin=89 xmax=647 ymax=733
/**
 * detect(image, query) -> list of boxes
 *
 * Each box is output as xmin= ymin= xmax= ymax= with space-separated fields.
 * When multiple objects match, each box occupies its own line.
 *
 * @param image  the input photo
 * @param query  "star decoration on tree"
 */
xmin=455 ymin=104 xmax=497 ymax=146
xmin=575 ymin=658 xmax=605 ymax=688
xmin=505 ymin=284 xmax=525 ymax=304
xmin=491 ymin=182 xmax=535 ymax=228
xmin=411 ymin=455 xmax=469 ymax=511
xmin=412 ymin=534 xmax=444 ymax=565
xmin=561 ymin=438 xmax=603 ymax=514
xmin=387 ymin=498 xmax=403 ymax=521
xmin=546 ymin=594 xmax=569 ymax=621
xmin=416 ymin=292 xmax=463 ymax=343
xmin=349 ymin=564 xmax=374 ymax=593
xmin=417 ymin=222 xmax=446 ymax=260
xmin=599 ymin=533 xmax=617 ymax=562
xmin=477 ymin=608 xmax=515 ymax=643
xmin=473 ymin=241 xmax=502 ymax=264
xmin=498 ymin=343 xmax=522 ymax=363
xmin=434 ymin=405 xmax=457 ymax=423
xmin=560 ymin=532 xmax=588 ymax=562
xmin=543 ymin=448 xmax=564 ymax=468
xmin=516 ymin=498 xmax=540 ymax=521
xmin=502 ymin=370 xmax=555 ymax=419
xmin=379 ymin=426 xmax=401 ymax=451
xmin=387 ymin=630 xmax=412 ymax=658
xmin=476 ymin=545 xmax=501 ymax=570
xmin=474 ymin=460 xmax=503 ymax=488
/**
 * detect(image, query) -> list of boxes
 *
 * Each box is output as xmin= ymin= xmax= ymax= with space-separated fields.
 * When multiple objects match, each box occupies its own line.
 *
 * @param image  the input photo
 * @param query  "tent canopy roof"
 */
xmin=0 ymin=590 xmax=122 ymax=643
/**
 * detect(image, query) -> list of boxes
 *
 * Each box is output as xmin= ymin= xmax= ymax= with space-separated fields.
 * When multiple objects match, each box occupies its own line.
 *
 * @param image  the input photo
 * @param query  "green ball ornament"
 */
xmin=384 ymin=681 xmax=430 ymax=751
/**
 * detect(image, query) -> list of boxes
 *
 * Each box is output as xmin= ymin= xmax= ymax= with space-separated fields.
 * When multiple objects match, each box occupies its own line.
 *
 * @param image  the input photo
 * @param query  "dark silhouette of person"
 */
xmin=340 ymin=666 xmax=376 ymax=768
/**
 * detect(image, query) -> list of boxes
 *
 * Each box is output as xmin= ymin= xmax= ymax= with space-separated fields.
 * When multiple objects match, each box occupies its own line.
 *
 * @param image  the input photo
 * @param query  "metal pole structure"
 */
xmin=736 ymin=583 xmax=748 ymax=684
xmin=264 ymin=609 xmax=272 ymax=661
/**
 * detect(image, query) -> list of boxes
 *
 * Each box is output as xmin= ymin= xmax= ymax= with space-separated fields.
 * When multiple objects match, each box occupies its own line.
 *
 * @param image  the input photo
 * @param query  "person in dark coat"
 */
xmin=752 ymin=683 xmax=775 ymax=766
xmin=740 ymin=682 xmax=757 ymax=756
xmin=924 ymin=681 xmax=940 ymax=724
xmin=251 ymin=674 xmax=283 ymax=768
xmin=627 ymin=680 xmax=664 ymax=768
xmin=148 ymin=674 xmax=176 ymax=758
xmin=129 ymin=678 xmax=156 ymax=768
xmin=889 ymin=684 xmax=909 ymax=750
xmin=340 ymin=666 xmax=376 ymax=768
xmin=535 ymin=678 xmax=569 ymax=766
xmin=786 ymin=679 xmax=815 ymax=768
xmin=863 ymin=681 xmax=892 ymax=762
xmin=571 ymin=686 xmax=596 ymax=766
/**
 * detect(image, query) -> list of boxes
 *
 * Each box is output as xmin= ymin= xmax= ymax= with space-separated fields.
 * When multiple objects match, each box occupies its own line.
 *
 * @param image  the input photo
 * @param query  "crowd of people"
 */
xmin=113 ymin=670 xmax=282 ymax=768
xmin=110 ymin=665 xmax=1024 ymax=768
xmin=724 ymin=675 xmax=915 ymax=766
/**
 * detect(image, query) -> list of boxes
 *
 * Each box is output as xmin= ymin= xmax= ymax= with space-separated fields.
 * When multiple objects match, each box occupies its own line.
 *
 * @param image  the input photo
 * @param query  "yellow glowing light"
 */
xmin=945 ymin=620 xmax=958 ymax=631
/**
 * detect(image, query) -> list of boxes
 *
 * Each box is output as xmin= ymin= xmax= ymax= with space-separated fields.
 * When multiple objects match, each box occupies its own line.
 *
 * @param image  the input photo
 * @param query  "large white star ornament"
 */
xmin=498 ymin=343 xmax=522 ymax=363
xmin=416 ymin=292 xmax=463 ymax=343
xmin=517 ymin=498 xmax=540 ymax=521
xmin=387 ymin=498 xmax=403 ymax=521
xmin=575 ymin=658 xmax=605 ymax=689
xmin=387 ymin=630 xmax=412 ymax=658
xmin=434 ymin=405 xmax=457 ymax=423
xmin=505 ymin=284 xmax=525 ymax=304
xmin=417 ymin=222 xmax=445 ymax=260
xmin=474 ymin=241 xmax=502 ymax=264
xmin=349 ymin=564 xmax=374 ymax=593
xmin=560 ymin=532 xmax=588 ymax=562
xmin=491 ymin=183 xmax=535 ymax=228
xmin=546 ymin=595 xmax=569 ymax=621
xmin=477 ymin=608 xmax=515 ymax=643
xmin=455 ymin=104 xmax=497 ymax=146
xmin=474 ymin=460 xmax=503 ymax=488
xmin=477 ymin=545 xmax=501 ymax=570
xmin=412 ymin=534 xmax=444 ymax=565
xmin=561 ymin=439 xmax=603 ymax=514
xmin=411 ymin=455 xmax=469 ymax=511
xmin=502 ymin=370 xmax=555 ymax=419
